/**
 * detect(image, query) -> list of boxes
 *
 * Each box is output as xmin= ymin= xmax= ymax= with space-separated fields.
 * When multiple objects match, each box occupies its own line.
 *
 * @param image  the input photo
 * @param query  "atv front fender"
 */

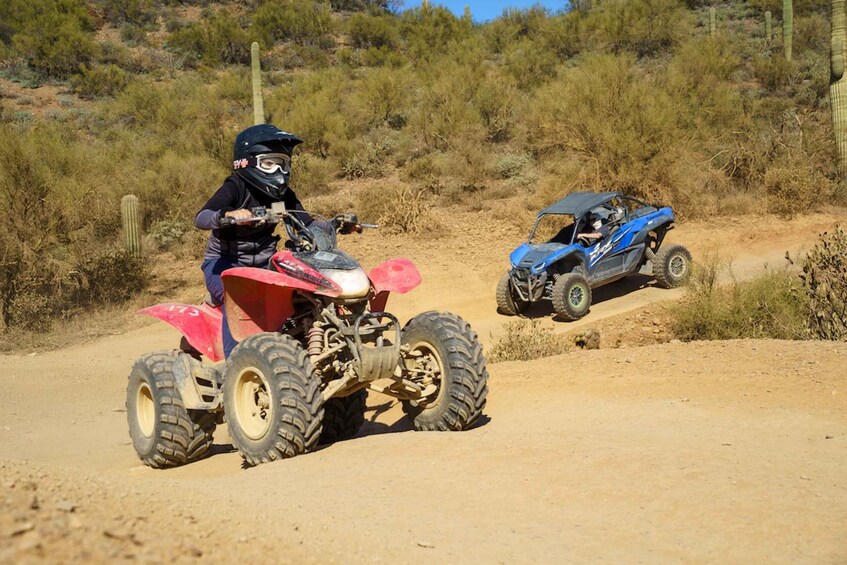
xmin=138 ymin=303 xmax=224 ymax=362
xmin=221 ymin=267 xmax=329 ymax=343
xmin=368 ymin=258 xmax=422 ymax=312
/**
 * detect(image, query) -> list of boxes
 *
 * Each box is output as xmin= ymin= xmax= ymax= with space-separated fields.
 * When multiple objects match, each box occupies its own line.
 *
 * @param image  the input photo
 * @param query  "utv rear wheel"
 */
xmin=126 ymin=351 xmax=216 ymax=468
xmin=496 ymin=272 xmax=527 ymax=316
xmin=400 ymin=312 xmax=488 ymax=431
xmin=653 ymin=244 xmax=692 ymax=288
xmin=320 ymin=389 xmax=367 ymax=445
xmin=552 ymin=273 xmax=591 ymax=321
xmin=223 ymin=333 xmax=323 ymax=466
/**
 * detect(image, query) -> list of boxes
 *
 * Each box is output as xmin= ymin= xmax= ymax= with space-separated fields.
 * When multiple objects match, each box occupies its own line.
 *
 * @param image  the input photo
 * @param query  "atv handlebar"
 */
xmin=218 ymin=207 xmax=376 ymax=251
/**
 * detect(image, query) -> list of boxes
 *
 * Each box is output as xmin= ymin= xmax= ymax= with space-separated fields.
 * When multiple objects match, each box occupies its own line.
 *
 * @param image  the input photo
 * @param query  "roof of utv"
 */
xmin=539 ymin=191 xmax=620 ymax=219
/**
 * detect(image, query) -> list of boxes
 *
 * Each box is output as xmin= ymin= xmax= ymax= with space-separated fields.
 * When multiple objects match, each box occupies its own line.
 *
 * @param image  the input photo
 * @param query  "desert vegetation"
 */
xmin=0 ymin=0 xmax=843 ymax=338
xmin=671 ymin=226 xmax=847 ymax=341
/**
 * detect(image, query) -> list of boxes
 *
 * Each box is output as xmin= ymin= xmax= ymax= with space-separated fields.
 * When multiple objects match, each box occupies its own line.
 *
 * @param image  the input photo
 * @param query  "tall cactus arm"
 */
xmin=121 ymin=194 xmax=141 ymax=258
xmin=783 ymin=0 xmax=793 ymax=61
xmin=765 ymin=11 xmax=772 ymax=44
xmin=251 ymin=42 xmax=264 ymax=126
xmin=832 ymin=0 xmax=847 ymax=176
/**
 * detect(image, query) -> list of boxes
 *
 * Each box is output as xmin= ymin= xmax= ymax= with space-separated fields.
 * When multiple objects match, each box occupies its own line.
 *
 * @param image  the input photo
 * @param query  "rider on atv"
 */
xmin=195 ymin=124 xmax=333 ymax=357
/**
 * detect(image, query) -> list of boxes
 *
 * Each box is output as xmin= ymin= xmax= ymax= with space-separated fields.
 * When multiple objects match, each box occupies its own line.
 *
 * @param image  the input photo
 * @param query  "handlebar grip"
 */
xmin=219 ymin=216 xmax=235 ymax=227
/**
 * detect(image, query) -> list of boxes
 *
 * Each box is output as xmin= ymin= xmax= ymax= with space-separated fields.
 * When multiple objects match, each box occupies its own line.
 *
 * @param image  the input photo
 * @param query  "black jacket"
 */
xmin=195 ymin=174 xmax=308 ymax=266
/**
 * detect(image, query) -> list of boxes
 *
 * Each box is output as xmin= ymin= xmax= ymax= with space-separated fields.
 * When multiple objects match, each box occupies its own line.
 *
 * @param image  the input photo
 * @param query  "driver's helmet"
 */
xmin=588 ymin=208 xmax=610 ymax=230
xmin=232 ymin=124 xmax=303 ymax=200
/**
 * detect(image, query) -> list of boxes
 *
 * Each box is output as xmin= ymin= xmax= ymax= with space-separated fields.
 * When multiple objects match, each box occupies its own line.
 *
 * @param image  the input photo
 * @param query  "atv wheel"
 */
xmin=400 ymin=312 xmax=488 ymax=431
xmin=223 ymin=333 xmax=323 ymax=466
xmin=653 ymin=244 xmax=692 ymax=288
xmin=126 ymin=351 xmax=216 ymax=468
xmin=319 ymin=389 xmax=367 ymax=445
xmin=496 ymin=272 xmax=527 ymax=316
xmin=552 ymin=273 xmax=592 ymax=321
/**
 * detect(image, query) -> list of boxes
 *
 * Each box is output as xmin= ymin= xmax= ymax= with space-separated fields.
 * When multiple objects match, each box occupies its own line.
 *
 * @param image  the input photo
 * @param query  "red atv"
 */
xmin=126 ymin=204 xmax=489 ymax=468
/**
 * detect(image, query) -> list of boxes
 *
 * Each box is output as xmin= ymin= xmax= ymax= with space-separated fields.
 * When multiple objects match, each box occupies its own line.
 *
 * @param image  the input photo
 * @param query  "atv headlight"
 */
xmin=323 ymin=268 xmax=370 ymax=299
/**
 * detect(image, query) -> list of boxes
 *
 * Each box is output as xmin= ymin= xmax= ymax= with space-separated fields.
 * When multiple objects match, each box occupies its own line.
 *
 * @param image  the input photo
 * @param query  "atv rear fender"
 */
xmin=138 ymin=303 xmax=224 ymax=362
xmin=368 ymin=258 xmax=422 ymax=312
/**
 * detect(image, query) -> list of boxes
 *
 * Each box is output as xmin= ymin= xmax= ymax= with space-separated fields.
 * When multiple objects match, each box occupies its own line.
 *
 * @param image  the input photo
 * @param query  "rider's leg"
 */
xmin=201 ymin=257 xmax=240 ymax=358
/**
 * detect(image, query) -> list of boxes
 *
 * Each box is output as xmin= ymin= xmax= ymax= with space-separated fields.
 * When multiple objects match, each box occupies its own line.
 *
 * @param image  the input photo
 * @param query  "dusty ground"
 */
xmin=1 ymin=212 xmax=846 ymax=563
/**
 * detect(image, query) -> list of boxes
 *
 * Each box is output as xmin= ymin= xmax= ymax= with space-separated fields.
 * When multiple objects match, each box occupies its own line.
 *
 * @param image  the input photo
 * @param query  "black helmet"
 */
xmin=232 ymin=124 xmax=303 ymax=200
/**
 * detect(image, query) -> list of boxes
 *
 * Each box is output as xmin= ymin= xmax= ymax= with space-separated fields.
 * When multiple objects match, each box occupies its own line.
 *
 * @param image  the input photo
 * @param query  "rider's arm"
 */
xmin=195 ymin=179 xmax=247 ymax=229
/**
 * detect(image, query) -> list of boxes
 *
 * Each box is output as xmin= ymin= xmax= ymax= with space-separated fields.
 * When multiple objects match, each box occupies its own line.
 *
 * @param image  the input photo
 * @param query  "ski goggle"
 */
xmin=254 ymin=153 xmax=291 ymax=174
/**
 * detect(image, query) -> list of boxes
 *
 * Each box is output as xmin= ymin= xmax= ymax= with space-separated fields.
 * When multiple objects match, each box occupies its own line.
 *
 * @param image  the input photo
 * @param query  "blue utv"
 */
xmin=497 ymin=191 xmax=692 ymax=321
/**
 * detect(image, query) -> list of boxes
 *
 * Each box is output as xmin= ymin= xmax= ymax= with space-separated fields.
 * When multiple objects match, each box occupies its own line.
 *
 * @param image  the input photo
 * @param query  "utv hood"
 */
xmin=510 ymin=242 xmax=583 ymax=274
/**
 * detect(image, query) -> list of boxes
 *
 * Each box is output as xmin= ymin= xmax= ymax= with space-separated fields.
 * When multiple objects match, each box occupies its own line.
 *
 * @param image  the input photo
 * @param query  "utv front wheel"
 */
xmin=653 ymin=244 xmax=692 ymax=288
xmin=496 ymin=272 xmax=528 ymax=316
xmin=126 ymin=351 xmax=216 ymax=468
xmin=223 ymin=333 xmax=323 ymax=466
xmin=400 ymin=312 xmax=488 ymax=431
xmin=319 ymin=388 xmax=367 ymax=445
xmin=552 ymin=273 xmax=591 ymax=321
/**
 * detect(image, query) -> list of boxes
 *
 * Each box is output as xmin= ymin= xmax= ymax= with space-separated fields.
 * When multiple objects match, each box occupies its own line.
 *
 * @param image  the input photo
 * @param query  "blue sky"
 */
xmin=401 ymin=1 xmax=570 ymax=22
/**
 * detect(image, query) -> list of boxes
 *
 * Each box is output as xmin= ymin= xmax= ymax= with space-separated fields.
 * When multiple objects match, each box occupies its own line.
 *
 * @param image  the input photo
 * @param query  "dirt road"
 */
xmin=1 ymin=213 xmax=845 ymax=562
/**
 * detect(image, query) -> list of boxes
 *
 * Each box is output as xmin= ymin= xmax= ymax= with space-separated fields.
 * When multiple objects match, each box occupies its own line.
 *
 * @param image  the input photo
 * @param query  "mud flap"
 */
xmin=171 ymin=353 xmax=223 ymax=411
xmin=353 ymin=313 xmax=401 ymax=382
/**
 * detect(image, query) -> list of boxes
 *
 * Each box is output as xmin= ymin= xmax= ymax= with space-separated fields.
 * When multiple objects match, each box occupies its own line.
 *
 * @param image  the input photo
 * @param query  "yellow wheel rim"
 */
xmin=136 ymin=382 xmax=155 ymax=438
xmin=233 ymin=367 xmax=273 ymax=440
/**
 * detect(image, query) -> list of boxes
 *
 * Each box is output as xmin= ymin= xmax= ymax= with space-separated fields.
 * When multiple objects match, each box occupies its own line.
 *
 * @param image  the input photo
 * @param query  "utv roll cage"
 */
xmin=527 ymin=191 xmax=660 ymax=246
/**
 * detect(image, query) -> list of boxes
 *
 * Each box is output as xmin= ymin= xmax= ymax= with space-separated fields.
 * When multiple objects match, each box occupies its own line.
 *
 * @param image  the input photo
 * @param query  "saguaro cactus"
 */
xmin=251 ymin=42 xmax=264 ymax=126
xmin=783 ymin=0 xmax=793 ymax=61
xmin=765 ymin=10 xmax=772 ymax=43
xmin=121 ymin=195 xmax=141 ymax=257
xmin=710 ymin=7 xmax=716 ymax=36
xmin=832 ymin=0 xmax=847 ymax=176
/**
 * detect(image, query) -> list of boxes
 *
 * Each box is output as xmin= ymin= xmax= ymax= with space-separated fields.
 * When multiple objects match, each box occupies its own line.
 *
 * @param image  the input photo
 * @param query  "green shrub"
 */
xmin=348 ymin=66 xmax=410 ymax=130
xmin=341 ymin=138 xmax=392 ymax=180
xmin=585 ymin=0 xmax=689 ymax=56
xmin=12 ymin=9 xmax=96 ymax=78
xmin=72 ymin=64 xmax=131 ymax=99
xmin=148 ymin=218 xmax=188 ymax=250
xmin=752 ymin=53 xmax=796 ymax=92
xmin=495 ymin=153 xmax=534 ymax=179
xmin=763 ymin=161 xmax=823 ymax=218
xmin=502 ymin=37 xmax=559 ymax=89
xmin=354 ymin=182 xmax=434 ymax=234
xmin=269 ymin=72 xmax=348 ymax=158
xmin=291 ymin=153 xmax=336 ymax=198
xmin=99 ymin=0 xmax=154 ymax=26
xmin=168 ymin=10 xmax=250 ymax=66
xmin=525 ymin=53 xmax=681 ymax=205
xmin=348 ymin=11 xmax=401 ymax=50
xmin=400 ymin=5 xmax=472 ymax=61
xmin=252 ymin=0 xmax=334 ymax=48
xmin=670 ymin=258 xmax=807 ymax=341
xmin=799 ymin=227 xmax=847 ymax=340
xmin=489 ymin=319 xmax=567 ymax=362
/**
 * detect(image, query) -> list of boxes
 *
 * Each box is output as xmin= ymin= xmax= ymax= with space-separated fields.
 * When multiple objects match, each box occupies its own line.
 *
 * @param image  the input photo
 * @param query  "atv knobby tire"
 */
xmin=552 ymin=273 xmax=591 ymax=321
xmin=126 ymin=351 xmax=216 ymax=469
xmin=653 ymin=244 xmax=692 ymax=288
xmin=223 ymin=333 xmax=323 ymax=466
xmin=400 ymin=312 xmax=488 ymax=431
xmin=496 ymin=272 xmax=527 ymax=316
xmin=319 ymin=388 xmax=367 ymax=445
